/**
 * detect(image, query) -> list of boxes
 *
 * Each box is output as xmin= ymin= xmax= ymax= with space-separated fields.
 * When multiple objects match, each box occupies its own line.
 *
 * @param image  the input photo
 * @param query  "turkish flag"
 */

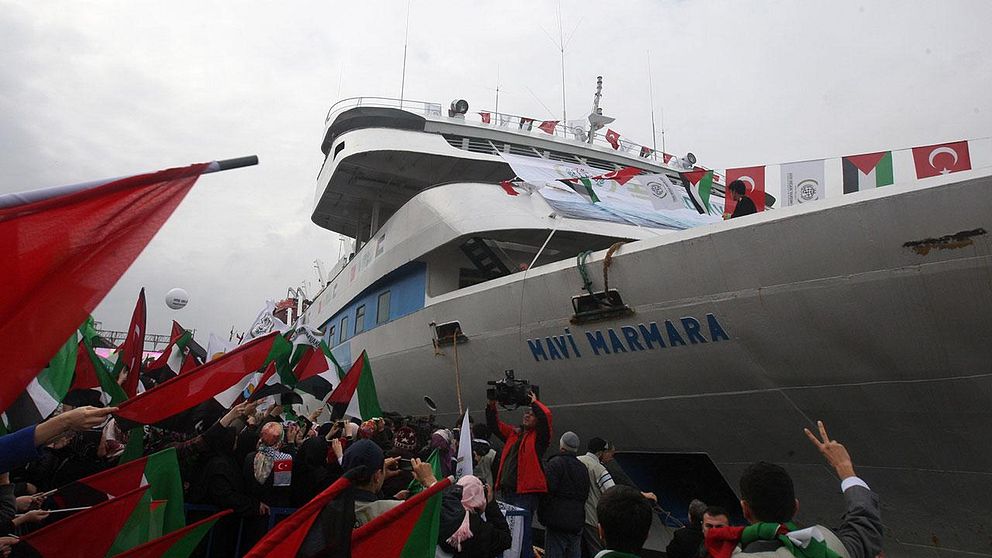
xmin=724 ymin=166 xmax=767 ymax=214
xmin=538 ymin=120 xmax=559 ymax=134
xmin=0 ymin=163 xmax=207 ymax=415
xmin=119 ymin=288 xmax=147 ymax=397
xmin=605 ymin=129 xmax=621 ymax=150
xmin=662 ymin=152 xmax=674 ymax=164
xmin=598 ymin=166 xmax=641 ymax=186
xmin=479 ymin=112 xmax=491 ymax=124
xmin=912 ymin=140 xmax=971 ymax=178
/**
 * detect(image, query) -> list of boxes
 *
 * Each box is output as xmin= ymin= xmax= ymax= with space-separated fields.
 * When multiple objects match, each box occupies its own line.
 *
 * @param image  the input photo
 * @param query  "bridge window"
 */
xmin=377 ymin=291 xmax=391 ymax=324
xmin=355 ymin=305 xmax=366 ymax=334
xmin=340 ymin=316 xmax=349 ymax=343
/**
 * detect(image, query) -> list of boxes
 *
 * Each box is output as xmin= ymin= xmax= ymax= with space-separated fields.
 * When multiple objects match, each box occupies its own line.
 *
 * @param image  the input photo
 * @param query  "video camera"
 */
xmin=487 ymin=369 xmax=539 ymax=409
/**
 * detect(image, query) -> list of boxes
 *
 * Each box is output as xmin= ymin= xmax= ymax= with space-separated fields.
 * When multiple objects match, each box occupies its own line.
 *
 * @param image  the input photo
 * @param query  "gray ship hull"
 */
xmin=335 ymin=174 xmax=991 ymax=557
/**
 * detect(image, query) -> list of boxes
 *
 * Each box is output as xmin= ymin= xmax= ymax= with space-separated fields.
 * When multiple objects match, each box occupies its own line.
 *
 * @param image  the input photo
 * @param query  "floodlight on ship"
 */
xmin=449 ymin=99 xmax=469 ymax=118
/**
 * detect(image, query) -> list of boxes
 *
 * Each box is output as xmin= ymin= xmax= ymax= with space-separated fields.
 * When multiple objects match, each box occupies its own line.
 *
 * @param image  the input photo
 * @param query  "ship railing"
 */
xmin=323 ymin=97 xmax=681 ymax=168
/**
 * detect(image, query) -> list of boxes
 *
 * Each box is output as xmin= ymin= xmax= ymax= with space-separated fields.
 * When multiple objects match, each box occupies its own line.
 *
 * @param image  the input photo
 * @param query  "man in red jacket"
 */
xmin=487 ymin=391 xmax=552 ymax=555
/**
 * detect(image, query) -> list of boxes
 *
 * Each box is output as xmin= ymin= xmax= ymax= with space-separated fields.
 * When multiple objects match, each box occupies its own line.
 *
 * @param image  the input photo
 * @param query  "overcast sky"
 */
xmin=3 ymin=0 xmax=990 ymax=341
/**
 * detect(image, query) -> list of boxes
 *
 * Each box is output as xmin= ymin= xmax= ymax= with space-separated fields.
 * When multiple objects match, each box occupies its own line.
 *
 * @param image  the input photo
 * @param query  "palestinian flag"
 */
xmin=245 ymin=477 xmax=355 ymax=558
xmin=113 ymin=510 xmax=231 ymax=558
xmin=328 ymin=351 xmax=382 ymax=420
xmin=842 ymin=151 xmax=894 ymax=194
xmin=15 ymin=486 xmax=149 ymax=558
xmin=244 ymin=476 xmax=355 ymax=558
xmin=682 ymin=170 xmax=714 ymax=214
xmin=114 ymin=332 xmax=283 ymax=430
xmin=52 ymin=447 xmax=186 ymax=534
xmin=294 ymin=342 xmax=345 ymax=400
xmin=144 ymin=324 xmax=193 ymax=385
xmin=0 ymin=162 xmax=209 ymax=416
xmin=352 ymin=477 xmax=452 ymax=558
xmin=4 ymin=318 xmax=122 ymax=430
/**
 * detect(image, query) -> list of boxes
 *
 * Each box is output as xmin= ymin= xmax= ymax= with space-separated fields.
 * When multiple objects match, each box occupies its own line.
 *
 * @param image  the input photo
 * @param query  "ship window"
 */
xmin=355 ymin=305 xmax=366 ymax=334
xmin=328 ymin=325 xmax=336 ymax=343
xmin=340 ymin=316 xmax=349 ymax=342
xmin=377 ymin=291 xmax=391 ymax=324
xmin=333 ymin=141 xmax=345 ymax=159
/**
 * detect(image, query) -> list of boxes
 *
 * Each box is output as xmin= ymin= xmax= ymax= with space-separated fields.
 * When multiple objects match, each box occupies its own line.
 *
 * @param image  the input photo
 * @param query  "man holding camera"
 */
xmin=486 ymin=389 xmax=552 ymax=556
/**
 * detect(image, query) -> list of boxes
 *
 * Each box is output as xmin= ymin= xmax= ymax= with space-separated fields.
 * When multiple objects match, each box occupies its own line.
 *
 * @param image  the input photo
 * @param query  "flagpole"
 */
xmin=0 ymin=155 xmax=259 ymax=210
xmin=647 ymin=51 xmax=658 ymax=157
xmin=453 ymin=329 xmax=463 ymax=416
xmin=206 ymin=155 xmax=259 ymax=174
xmin=399 ymin=0 xmax=412 ymax=109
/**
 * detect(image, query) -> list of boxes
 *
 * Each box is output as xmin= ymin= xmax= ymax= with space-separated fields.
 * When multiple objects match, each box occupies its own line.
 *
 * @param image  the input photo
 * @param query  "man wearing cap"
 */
xmin=578 ymin=438 xmax=617 ymax=558
xmin=342 ymin=439 xmax=438 ymax=526
xmin=540 ymin=432 xmax=591 ymax=558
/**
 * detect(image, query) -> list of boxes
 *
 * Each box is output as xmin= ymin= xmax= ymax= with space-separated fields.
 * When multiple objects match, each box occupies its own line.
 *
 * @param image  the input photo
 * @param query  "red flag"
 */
xmin=599 ymin=166 xmax=641 ymax=186
xmin=479 ymin=112 xmax=491 ymax=124
xmin=724 ymin=166 xmax=767 ymax=214
xmin=17 ymin=486 xmax=149 ymax=558
xmin=70 ymin=339 xmax=101 ymax=391
xmin=0 ymin=163 xmax=208 ymax=414
xmin=912 ymin=140 xmax=972 ymax=178
xmin=114 ymin=332 xmax=278 ymax=427
xmin=639 ymin=146 xmax=653 ymax=158
xmin=662 ymin=152 xmax=674 ymax=164
xmin=120 ymin=288 xmax=147 ymax=397
xmin=538 ymin=120 xmax=559 ymax=134
xmin=244 ymin=476 xmax=354 ymax=558
xmin=352 ymin=477 xmax=452 ymax=558
xmin=499 ymin=180 xmax=519 ymax=196
xmin=113 ymin=510 xmax=232 ymax=558
xmin=605 ymin=129 xmax=621 ymax=149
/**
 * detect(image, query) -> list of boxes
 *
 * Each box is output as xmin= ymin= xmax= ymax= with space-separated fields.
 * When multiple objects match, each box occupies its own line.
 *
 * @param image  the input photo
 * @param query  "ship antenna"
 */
xmin=648 ymin=51 xmax=658 ymax=155
xmin=541 ymin=4 xmax=582 ymax=128
xmin=399 ymin=0 xmax=411 ymax=108
xmin=587 ymin=76 xmax=603 ymax=144
xmin=495 ymin=65 xmax=500 ymax=117
xmin=557 ymin=3 xmax=566 ymax=126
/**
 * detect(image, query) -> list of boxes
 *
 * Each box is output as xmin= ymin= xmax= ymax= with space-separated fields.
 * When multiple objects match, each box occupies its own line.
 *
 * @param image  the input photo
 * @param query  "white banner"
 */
xmin=499 ymin=153 xmax=719 ymax=230
xmin=781 ymin=159 xmax=825 ymax=206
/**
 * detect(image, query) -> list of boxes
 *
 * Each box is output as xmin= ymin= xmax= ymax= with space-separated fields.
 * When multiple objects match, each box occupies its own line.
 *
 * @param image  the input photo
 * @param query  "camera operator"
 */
xmin=486 ymin=389 xmax=552 ymax=549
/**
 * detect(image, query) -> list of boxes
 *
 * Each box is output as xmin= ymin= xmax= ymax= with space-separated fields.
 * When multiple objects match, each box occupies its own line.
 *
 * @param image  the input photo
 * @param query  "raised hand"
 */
xmin=804 ymin=420 xmax=856 ymax=479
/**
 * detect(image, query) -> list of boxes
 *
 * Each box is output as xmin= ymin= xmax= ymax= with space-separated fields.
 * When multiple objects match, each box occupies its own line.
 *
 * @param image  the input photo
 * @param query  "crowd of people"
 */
xmin=0 ymin=385 xmax=882 ymax=558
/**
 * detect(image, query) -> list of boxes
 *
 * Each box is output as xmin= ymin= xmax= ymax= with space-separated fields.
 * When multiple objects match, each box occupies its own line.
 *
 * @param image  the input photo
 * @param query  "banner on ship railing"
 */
xmin=498 ymin=153 xmax=721 ymax=230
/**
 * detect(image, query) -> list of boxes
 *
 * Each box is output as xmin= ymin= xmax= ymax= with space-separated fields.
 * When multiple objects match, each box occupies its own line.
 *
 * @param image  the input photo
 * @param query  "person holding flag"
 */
xmin=0 ymin=406 xmax=117 ymax=473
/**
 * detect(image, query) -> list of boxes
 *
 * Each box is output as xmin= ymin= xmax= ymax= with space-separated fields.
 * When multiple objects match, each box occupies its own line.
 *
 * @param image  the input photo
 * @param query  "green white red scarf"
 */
xmin=705 ymin=522 xmax=842 ymax=558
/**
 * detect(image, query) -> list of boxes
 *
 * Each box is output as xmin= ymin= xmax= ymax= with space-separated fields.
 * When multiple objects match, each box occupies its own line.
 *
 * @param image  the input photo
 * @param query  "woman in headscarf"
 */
xmin=428 ymin=429 xmax=456 ymax=477
xmin=438 ymin=475 xmax=512 ymax=558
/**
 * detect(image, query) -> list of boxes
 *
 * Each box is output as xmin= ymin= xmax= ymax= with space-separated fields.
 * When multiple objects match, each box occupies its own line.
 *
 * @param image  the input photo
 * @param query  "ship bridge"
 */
xmin=312 ymin=97 xmax=711 ymax=247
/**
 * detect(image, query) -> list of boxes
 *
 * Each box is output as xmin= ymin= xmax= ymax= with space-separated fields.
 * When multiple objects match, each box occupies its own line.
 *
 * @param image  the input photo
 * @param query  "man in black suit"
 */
xmin=728 ymin=180 xmax=757 ymax=218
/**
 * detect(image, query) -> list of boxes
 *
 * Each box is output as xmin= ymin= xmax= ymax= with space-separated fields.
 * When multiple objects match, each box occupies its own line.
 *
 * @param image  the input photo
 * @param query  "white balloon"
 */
xmin=165 ymin=288 xmax=189 ymax=310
